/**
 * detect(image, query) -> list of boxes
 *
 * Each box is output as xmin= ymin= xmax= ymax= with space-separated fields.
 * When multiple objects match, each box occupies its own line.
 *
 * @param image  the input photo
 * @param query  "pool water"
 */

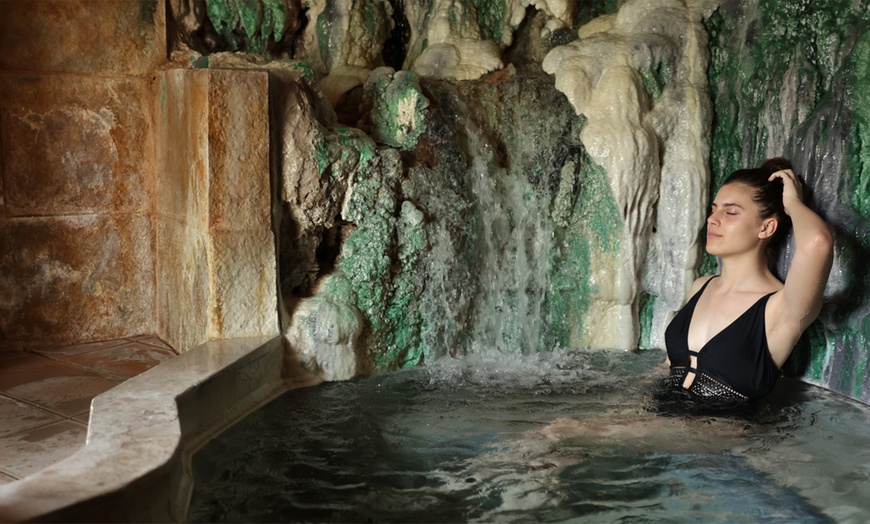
xmin=188 ymin=350 xmax=870 ymax=522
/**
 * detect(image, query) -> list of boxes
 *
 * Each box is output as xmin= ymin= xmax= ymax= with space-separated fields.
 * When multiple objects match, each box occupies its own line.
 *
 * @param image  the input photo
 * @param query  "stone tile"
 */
xmin=0 ymin=395 xmax=65 ymax=439
xmin=0 ymin=352 xmax=121 ymax=417
xmin=0 ymin=351 xmax=43 ymax=373
xmin=208 ymin=70 xmax=271 ymax=232
xmin=0 ymin=420 xmax=87 ymax=479
xmin=156 ymin=69 xmax=210 ymax=227
xmin=125 ymin=335 xmax=175 ymax=352
xmin=32 ymin=339 xmax=130 ymax=358
xmin=209 ymin=229 xmax=279 ymax=339
xmin=0 ymin=471 xmax=17 ymax=485
xmin=72 ymin=411 xmax=90 ymax=426
xmin=0 ymin=74 xmax=155 ymax=215
xmin=0 ymin=0 xmax=165 ymax=75
xmin=156 ymin=217 xmax=210 ymax=353
xmin=62 ymin=342 xmax=176 ymax=380
xmin=0 ymin=213 xmax=155 ymax=344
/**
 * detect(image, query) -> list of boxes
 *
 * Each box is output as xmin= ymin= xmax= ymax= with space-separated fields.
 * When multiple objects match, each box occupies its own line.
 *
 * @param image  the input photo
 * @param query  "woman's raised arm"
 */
xmin=767 ymin=169 xmax=833 ymax=364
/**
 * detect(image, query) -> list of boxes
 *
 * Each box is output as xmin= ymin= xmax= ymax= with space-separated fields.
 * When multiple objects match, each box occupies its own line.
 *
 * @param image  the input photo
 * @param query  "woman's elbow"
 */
xmin=815 ymin=227 xmax=834 ymax=256
xmin=803 ymin=227 xmax=834 ymax=259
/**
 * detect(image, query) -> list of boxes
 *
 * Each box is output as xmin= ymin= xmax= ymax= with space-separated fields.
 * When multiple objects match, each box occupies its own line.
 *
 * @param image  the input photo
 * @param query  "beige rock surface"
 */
xmin=0 ymin=214 xmax=155 ymax=343
xmin=156 ymin=68 xmax=278 ymax=349
xmin=1 ymin=74 xmax=155 ymax=215
xmin=543 ymin=0 xmax=715 ymax=349
xmin=0 ymin=0 xmax=166 ymax=75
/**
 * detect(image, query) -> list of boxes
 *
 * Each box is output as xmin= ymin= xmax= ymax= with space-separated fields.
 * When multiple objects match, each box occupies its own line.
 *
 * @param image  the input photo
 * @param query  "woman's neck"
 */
xmin=717 ymin=250 xmax=779 ymax=292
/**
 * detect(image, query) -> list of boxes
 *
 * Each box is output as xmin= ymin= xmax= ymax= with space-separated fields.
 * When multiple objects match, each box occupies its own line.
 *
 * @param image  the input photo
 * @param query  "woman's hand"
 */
xmin=768 ymin=169 xmax=804 ymax=215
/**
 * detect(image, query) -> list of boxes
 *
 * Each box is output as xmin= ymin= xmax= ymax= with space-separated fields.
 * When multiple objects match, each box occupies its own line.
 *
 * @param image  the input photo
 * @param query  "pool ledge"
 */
xmin=0 ymin=335 xmax=318 ymax=522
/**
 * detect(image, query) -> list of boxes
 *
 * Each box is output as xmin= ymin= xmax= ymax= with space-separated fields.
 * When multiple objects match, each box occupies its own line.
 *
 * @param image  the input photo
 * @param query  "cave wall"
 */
xmin=707 ymin=0 xmax=870 ymax=401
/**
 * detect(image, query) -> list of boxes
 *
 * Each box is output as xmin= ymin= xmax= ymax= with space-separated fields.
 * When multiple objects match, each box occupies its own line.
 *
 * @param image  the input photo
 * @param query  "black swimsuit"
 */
xmin=665 ymin=276 xmax=781 ymax=401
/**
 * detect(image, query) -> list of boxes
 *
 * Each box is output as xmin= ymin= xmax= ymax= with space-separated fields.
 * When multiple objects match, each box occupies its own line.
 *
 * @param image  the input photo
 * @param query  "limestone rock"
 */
xmin=296 ymin=0 xmax=393 ymax=76
xmin=543 ymin=0 xmax=714 ymax=349
xmin=284 ymin=277 xmax=365 ymax=381
xmin=365 ymin=68 xmax=429 ymax=149
xmin=405 ymin=0 xmax=505 ymax=80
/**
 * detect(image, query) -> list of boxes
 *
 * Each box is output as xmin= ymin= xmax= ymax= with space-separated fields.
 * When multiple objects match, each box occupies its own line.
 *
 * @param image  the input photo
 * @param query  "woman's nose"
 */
xmin=707 ymin=211 xmax=718 ymax=225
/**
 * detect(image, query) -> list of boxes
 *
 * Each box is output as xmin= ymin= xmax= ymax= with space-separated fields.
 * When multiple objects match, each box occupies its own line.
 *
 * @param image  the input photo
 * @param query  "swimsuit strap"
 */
xmin=698 ymin=275 xmax=718 ymax=295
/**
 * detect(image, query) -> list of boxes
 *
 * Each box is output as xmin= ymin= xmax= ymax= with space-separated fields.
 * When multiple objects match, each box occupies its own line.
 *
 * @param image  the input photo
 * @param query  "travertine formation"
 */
xmin=542 ymin=0 xmax=719 ymax=348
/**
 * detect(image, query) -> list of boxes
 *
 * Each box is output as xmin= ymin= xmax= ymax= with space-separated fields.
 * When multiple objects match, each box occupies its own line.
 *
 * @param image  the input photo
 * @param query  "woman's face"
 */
xmin=706 ymin=183 xmax=769 ymax=257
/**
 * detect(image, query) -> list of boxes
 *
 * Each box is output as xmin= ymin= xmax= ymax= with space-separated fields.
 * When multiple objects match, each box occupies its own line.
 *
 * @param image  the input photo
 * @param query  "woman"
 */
xmin=665 ymin=158 xmax=834 ymax=400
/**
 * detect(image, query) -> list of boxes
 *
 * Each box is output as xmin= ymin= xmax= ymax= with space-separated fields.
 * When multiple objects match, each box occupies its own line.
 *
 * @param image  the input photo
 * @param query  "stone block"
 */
xmin=0 ymin=74 xmax=155 ymax=215
xmin=0 ymin=213 xmax=154 ymax=344
xmin=156 ymin=217 xmax=210 ymax=353
xmin=208 ymin=229 xmax=278 ymax=339
xmin=0 ymin=0 xmax=166 ymax=75
xmin=156 ymin=69 xmax=209 ymax=228
xmin=207 ymin=70 xmax=271 ymax=232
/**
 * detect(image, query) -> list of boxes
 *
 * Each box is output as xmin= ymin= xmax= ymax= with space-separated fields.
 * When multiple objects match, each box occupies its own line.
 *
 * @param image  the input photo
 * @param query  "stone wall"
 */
xmin=0 ymin=1 xmax=279 ymax=351
xmin=0 ymin=0 xmax=165 ymax=344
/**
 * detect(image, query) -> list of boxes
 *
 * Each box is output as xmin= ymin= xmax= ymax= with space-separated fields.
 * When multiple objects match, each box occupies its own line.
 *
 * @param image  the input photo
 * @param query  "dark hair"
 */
xmin=721 ymin=157 xmax=796 ymax=261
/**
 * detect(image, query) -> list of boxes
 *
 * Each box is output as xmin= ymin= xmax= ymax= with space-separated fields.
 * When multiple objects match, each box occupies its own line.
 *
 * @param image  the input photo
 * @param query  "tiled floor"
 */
xmin=0 ymin=336 xmax=176 ymax=485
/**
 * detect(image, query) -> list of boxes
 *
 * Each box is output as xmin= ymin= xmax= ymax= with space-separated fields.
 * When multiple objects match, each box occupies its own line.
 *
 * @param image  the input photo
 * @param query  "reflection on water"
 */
xmin=188 ymin=350 xmax=870 ymax=522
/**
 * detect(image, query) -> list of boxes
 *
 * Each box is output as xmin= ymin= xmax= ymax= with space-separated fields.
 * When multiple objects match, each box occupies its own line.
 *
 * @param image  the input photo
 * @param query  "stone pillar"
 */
xmin=206 ymin=70 xmax=277 ymax=340
xmin=156 ymin=68 xmax=279 ymax=352
xmin=155 ymin=70 xmax=211 ymax=352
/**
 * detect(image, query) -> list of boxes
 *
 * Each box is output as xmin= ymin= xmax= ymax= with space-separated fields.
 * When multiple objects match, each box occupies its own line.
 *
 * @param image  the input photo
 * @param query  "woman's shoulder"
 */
xmin=687 ymin=274 xmax=717 ymax=297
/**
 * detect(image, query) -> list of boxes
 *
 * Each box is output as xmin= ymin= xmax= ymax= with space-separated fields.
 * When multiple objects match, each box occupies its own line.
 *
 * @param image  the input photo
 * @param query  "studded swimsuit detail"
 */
xmin=665 ymin=276 xmax=781 ymax=401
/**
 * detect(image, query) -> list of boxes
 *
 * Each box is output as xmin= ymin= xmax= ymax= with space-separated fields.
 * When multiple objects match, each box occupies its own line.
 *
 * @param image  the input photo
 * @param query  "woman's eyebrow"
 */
xmin=711 ymin=202 xmax=745 ymax=209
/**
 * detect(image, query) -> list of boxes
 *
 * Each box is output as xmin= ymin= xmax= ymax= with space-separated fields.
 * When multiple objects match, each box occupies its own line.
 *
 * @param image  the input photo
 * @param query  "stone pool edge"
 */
xmin=0 ymin=335 xmax=319 ymax=522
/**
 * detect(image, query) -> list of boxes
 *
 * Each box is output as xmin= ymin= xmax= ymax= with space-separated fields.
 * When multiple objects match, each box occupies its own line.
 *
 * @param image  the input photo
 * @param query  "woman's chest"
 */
xmin=687 ymin=293 xmax=767 ymax=352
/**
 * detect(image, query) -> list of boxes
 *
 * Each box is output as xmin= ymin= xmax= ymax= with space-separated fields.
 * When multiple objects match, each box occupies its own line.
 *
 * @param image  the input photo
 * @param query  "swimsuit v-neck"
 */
xmin=665 ymin=276 xmax=781 ymax=400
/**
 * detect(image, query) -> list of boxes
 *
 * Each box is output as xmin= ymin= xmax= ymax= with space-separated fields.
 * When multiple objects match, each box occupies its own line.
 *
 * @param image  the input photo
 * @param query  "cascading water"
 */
xmin=459 ymin=103 xmax=555 ymax=354
xmin=392 ymin=83 xmax=559 ymax=358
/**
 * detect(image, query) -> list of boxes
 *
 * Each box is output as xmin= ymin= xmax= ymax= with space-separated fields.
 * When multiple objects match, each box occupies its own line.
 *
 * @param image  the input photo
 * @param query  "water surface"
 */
xmin=189 ymin=350 xmax=870 ymax=522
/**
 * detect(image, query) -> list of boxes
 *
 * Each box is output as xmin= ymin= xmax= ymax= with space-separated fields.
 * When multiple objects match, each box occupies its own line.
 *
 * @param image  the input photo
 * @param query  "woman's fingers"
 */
xmin=768 ymin=168 xmax=794 ymax=182
xmin=769 ymin=169 xmax=803 ymax=200
xmin=769 ymin=169 xmax=804 ymax=215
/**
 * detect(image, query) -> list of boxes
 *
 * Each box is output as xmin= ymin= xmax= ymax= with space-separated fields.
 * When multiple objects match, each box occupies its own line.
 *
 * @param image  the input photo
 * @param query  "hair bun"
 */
xmin=760 ymin=157 xmax=793 ymax=172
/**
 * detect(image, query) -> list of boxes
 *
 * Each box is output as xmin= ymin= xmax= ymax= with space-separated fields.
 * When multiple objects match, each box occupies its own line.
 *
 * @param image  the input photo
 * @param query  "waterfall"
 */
xmin=465 ymin=115 xmax=555 ymax=354
xmin=421 ymin=88 xmax=556 ymax=357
